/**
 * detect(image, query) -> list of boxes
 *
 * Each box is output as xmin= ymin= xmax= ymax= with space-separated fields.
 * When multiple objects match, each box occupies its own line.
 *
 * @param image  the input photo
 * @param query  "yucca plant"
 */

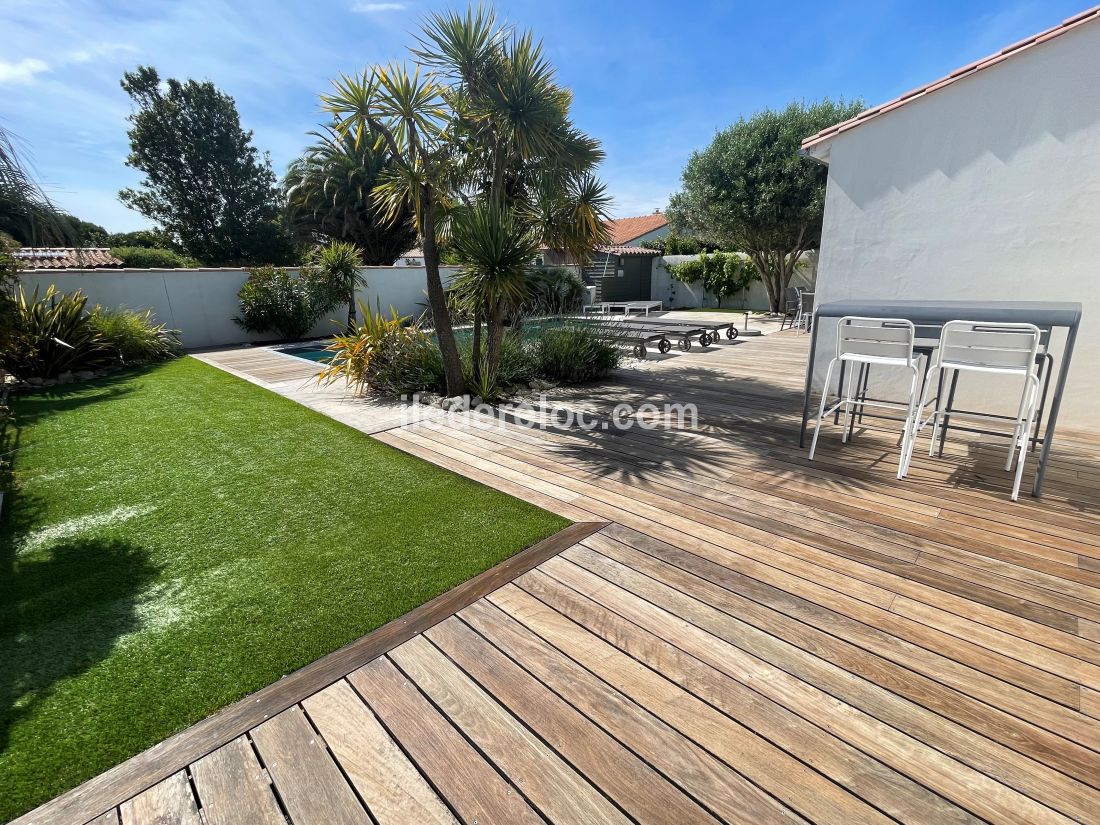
xmin=1 ymin=285 xmax=117 ymax=380
xmin=449 ymin=200 xmax=540 ymax=397
xmin=306 ymin=240 xmax=365 ymax=330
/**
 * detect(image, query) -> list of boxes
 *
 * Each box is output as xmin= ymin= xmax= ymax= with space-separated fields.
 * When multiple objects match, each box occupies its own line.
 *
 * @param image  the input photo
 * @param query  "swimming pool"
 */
xmin=276 ymin=319 xmax=575 ymax=364
xmin=278 ymin=344 xmax=333 ymax=363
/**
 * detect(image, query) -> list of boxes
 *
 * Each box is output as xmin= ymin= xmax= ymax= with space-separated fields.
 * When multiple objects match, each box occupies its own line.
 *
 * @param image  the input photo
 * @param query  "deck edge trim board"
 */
xmin=10 ymin=520 xmax=606 ymax=825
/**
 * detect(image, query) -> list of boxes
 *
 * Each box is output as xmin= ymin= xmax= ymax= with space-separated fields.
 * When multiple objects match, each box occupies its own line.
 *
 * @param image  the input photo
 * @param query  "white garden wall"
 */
xmin=17 ymin=266 xmax=459 ymax=349
xmin=652 ymin=255 xmax=814 ymax=311
xmin=807 ymin=19 xmax=1100 ymax=431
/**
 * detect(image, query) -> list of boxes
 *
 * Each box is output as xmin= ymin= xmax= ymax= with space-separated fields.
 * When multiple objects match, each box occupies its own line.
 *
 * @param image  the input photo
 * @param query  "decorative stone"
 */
xmin=77 ymin=370 xmax=96 ymax=381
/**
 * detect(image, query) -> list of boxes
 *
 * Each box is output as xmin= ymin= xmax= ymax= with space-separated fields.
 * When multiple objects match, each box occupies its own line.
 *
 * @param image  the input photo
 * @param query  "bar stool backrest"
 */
xmin=937 ymin=321 xmax=1041 ymax=374
xmin=836 ymin=317 xmax=916 ymax=364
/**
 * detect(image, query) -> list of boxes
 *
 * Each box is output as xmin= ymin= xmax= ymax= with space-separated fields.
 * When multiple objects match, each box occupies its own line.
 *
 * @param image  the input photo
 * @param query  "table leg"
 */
xmin=1033 ymin=323 xmax=1078 ymax=497
xmin=1030 ymin=353 xmax=1053 ymax=453
xmin=799 ymin=313 xmax=822 ymax=448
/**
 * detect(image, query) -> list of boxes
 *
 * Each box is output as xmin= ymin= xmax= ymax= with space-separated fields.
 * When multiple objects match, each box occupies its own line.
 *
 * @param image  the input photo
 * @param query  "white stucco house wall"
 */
xmin=801 ymin=6 xmax=1100 ymax=431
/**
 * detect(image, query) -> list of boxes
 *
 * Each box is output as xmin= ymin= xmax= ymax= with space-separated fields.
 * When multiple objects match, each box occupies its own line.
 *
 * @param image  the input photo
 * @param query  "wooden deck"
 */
xmin=18 ymin=331 xmax=1100 ymax=825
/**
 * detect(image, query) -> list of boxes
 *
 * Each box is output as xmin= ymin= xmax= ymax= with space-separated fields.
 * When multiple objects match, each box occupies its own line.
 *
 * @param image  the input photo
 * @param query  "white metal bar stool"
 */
xmin=809 ymin=317 xmax=921 ymax=477
xmin=901 ymin=321 xmax=1042 ymax=500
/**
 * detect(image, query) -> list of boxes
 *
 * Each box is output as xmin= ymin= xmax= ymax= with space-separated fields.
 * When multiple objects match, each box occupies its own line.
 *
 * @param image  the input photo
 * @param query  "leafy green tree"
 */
xmin=59 ymin=216 xmax=109 ymax=246
xmin=322 ymin=6 xmax=611 ymax=397
xmin=285 ymin=127 xmax=417 ymax=266
xmin=667 ymin=98 xmax=862 ymax=311
xmin=105 ymin=229 xmax=173 ymax=249
xmin=109 ymin=246 xmax=201 ymax=268
xmin=119 ymin=65 xmax=293 ymax=266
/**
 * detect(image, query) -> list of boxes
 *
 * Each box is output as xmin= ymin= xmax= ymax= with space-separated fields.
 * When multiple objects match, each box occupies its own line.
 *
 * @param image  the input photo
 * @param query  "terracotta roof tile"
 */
xmin=801 ymin=5 xmax=1100 ymax=151
xmin=12 ymin=247 xmax=124 ymax=270
xmin=604 ymin=213 xmax=668 ymax=245
xmin=595 ymin=244 xmax=661 ymax=257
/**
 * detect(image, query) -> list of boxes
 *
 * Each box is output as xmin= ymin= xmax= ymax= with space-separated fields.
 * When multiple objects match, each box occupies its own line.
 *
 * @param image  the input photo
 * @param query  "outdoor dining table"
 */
xmin=798 ymin=299 xmax=1083 ymax=497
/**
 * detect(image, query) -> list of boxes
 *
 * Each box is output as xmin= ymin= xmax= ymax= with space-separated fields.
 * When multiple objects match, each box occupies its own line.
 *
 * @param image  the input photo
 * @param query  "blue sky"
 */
xmin=1 ymin=0 xmax=1089 ymax=232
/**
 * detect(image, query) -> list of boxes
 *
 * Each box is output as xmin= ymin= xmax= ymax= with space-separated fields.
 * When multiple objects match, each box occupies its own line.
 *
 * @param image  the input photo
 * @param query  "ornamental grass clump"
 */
xmin=318 ymin=300 xmax=443 ymax=396
xmin=88 ymin=306 xmax=182 ymax=365
xmin=0 ymin=285 xmax=116 ymax=379
xmin=535 ymin=324 xmax=621 ymax=383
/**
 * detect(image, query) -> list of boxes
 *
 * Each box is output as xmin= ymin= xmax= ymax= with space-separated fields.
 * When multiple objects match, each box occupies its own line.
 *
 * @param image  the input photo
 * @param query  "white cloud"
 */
xmin=67 ymin=42 xmax=139 ymax=64
xmin=0 ymin=57 xmax=49 ymax=85
xmin=351 ymin=2 xmax=406 ymax=12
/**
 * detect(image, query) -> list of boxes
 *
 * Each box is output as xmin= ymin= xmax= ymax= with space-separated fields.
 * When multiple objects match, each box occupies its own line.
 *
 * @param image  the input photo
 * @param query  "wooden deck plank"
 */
xmin=425 ymin=615 xmax=723 ymax=825
xmin=119 ymin=772 xmax=200 ymax=825
xmin=388 ymin=634 xmax=632 ymax=825
xmin=583 ymin=530 xmax=1100 ymax=758
xmin=302 ymin=680 xmax=457 ymax=825
xmin=189 ymin=737 xmax=284 ymax=825
xmin=349 ymin=656 xmax=544 ymax=825
xmin=486 ymin=583 xmax=896 ymax=824
xmin=250 ymin=707 xmax=370 ymax=825
xmin=456 ymin=598 xmax=812 ymax=825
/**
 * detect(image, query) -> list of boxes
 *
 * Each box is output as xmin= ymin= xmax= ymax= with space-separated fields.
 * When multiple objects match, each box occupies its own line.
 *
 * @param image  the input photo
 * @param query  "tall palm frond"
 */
xmin=0 ymin=126 xmax=70 ymax=245
xmin=413 ymin=6 xmax=508 ymax=84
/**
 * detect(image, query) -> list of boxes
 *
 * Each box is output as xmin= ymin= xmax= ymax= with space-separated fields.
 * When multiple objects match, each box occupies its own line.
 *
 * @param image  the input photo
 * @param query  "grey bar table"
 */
xmin=798 ymin=299 xmax=1083 ymax=497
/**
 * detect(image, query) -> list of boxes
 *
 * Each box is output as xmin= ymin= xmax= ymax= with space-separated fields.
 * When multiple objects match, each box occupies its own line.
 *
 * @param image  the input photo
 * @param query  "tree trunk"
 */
xmin=471 ymin=308 xmax=483 ymax=383
xmin=421 ymin=204 xmax=466 ymax=397
xmin=346 ymin=287 xmax=356 ymax=332
xmin=485 ymin=301 xmax=507 ymax=395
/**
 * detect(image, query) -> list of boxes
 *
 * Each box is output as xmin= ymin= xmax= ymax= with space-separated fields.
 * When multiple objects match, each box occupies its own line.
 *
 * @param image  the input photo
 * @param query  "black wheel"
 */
xmin=701 ymin=332 xmax=714 ymax=346
xmin=677 ymin=337 xmax=691 ymax=351
xmin=727 ymin=326 xmax=738 ymax=340
xmin=658 ymin=339 xmax=672 ymax=354
xmin=633 ymin=343 xmax=647 ymax=359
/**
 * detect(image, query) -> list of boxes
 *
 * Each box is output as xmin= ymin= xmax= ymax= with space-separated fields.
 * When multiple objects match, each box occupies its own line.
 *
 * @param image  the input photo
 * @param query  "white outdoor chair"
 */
xmin=901 ymin=321 xmax=1042 ymax=500
xmin=809 ymin=317 xmax=921 ymax=478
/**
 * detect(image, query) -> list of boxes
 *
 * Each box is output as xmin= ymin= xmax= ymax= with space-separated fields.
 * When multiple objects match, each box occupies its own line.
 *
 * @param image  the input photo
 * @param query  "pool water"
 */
xmin=279 ymin=344 xmax=332 ymax=363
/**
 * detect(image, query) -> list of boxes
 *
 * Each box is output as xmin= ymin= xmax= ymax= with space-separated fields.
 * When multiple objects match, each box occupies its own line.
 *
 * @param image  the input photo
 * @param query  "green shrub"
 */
xmin=0 ymin=285 xmax=117 ymax=379
xmin=88 ymin=306 xmax=182 ymax=364
xmin=110 ymin=246 xmax=201 ymax=269
xmin=667 ymin=251 xmax=757 ymax=307
xmin=525 ymin=267 xmax=587 ymax=315
xmin=535 ymin=324 xmax=621 ymax=383
xmin=234 ymin=265 xmax=341 ymax=341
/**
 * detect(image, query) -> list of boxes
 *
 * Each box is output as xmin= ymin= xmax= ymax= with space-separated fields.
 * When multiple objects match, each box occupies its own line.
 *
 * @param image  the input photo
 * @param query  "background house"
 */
xmin=801 ymin=6 xmax=1100 ymax=430
xmin=604 ymin=211 xmax=669 ymax=247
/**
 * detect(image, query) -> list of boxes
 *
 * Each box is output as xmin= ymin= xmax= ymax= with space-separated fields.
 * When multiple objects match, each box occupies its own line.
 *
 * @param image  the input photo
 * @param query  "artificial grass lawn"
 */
xmin=0 ymin=357 xmax=567 ymax=821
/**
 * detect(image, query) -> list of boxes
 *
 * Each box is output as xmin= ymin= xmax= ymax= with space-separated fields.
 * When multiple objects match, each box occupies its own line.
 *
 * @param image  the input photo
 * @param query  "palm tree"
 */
xmin=322 ymin=64 xmax=468 ymax=396
xmin=309 ymin=240 xmax=365 ymax=330
xmin=322 ymin=5 xmax=612 ymax=397
xmin=0 ymin=126 xmax=69 ymax=246
xmin=284 ymin=126 xmax=416 ymax=266
xmin=418 ymin=8 xmax=612 ymax=389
